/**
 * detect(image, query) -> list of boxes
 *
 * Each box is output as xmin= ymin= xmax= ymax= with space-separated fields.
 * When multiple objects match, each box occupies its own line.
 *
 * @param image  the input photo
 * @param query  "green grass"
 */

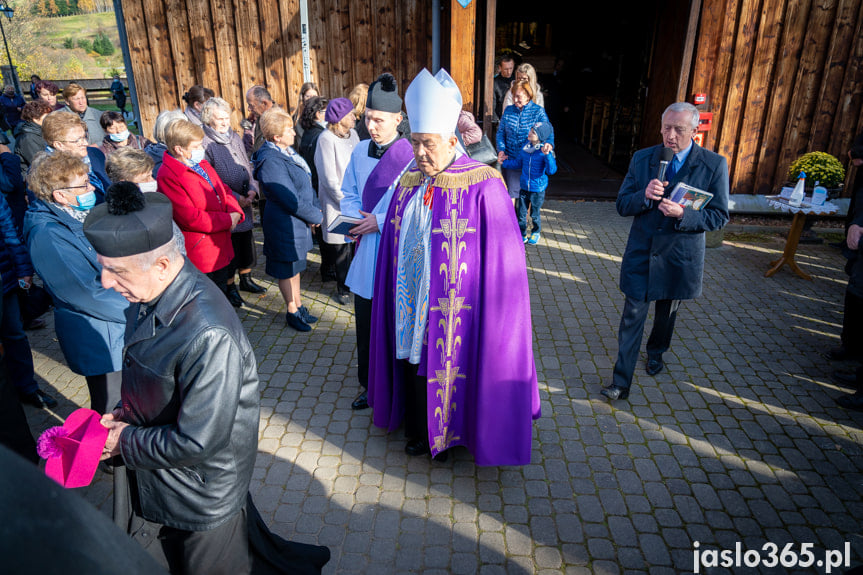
xmin=41 ymin=13 xmax=120 ymax=45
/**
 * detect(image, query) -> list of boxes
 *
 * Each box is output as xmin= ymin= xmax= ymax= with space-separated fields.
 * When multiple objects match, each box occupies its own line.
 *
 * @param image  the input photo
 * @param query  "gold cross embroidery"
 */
xmin=430 ymin=360 xmax=465 ymax=448
xmin=432 ymin=288 xmax=470 ymax=365
xmin=433 ymin=209 xmax=475 ymax=287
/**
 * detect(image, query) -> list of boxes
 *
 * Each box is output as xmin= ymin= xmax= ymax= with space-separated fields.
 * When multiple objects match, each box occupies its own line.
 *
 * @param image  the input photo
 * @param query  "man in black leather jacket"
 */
xmin=84 ymin=188 xmax=260 ymax=574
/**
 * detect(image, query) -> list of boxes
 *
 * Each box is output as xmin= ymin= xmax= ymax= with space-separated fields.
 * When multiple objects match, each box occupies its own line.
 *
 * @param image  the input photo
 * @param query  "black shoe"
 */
xmin=405 ymin=439 xmax=430 ymax=456
xmin=299 ymin=305 xmax=318 ymax=324
xmin=226 ymin=284 xmax=244 ymax=308
xmin=351 ymin=391 xmax=369 ymax=410
xmin=836 ymin=392 xmax=863 ymax=411
xmin=238 ymin=273 xmax=266 ymax=294
xmin=433 ymin=449 xmax=449 ymax=462
xmin=335 ymin=291 xmax=351 ymax=305
xmin=646 ymin=355 xmax=664 ymax=376
xmin=24 ymin=318 xmax=46 ymax=330
xmin=19 ymin=389 xmax=58 ymax=408
xmin=833 ymin=370 xmax=858 ymax=387
xmin=826 ymin=347 xmax=856 ymax=361
xmin=600 ymin=384 xmax=630 ymax=401
xmin=285 ymin=311 xmax=311 ymax=332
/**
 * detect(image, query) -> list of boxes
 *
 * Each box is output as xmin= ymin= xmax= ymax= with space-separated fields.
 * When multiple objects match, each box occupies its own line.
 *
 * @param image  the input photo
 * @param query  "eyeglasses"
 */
xmin=60 ymin=136 xmax=88 ymax=146
xmin=53 ymin=184 xmax=92 ymax=194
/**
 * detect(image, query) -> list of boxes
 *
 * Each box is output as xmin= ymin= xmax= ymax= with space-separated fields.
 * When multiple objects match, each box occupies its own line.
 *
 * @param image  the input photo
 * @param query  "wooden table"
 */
xmin=764 ymin=197 xmax=838 ymax=280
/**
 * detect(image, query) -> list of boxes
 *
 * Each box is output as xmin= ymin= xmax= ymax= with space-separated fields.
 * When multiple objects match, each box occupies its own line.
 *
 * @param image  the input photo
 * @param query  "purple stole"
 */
xmin=361 ymin=138 xmax=414 ymax=214
xmin=368 ymin=155 xmax=541 ymax=466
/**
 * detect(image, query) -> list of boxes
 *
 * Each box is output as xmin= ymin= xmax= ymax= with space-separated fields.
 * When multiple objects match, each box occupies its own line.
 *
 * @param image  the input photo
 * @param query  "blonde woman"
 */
xmin=503 ymin=63 xmax=545 ymax=109
xmin=349 ymin=83 xmax=370 ymax=140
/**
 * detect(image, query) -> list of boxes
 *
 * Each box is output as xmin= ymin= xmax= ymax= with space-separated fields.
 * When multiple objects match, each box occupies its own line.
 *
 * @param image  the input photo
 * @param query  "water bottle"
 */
xmin=789 ymin=171 xmax=806 ymax=208
xmin=811 ymin=180 xmax=827 ymax=206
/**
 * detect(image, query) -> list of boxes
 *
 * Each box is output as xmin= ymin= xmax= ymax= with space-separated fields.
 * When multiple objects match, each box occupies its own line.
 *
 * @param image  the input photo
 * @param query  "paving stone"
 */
xmin=25 ymin=201 xmax=863 ymax=575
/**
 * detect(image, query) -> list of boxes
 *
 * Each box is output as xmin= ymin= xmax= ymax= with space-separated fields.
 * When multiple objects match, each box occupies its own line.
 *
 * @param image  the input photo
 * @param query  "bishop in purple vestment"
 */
xmin=368 ymin=69 xmax=541 ymax=466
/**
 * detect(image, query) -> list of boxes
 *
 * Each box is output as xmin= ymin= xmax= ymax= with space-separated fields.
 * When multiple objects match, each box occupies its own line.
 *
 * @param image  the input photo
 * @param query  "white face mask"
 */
xmin=138 ymin=180 xmax=158 ymax=193
xmin=109 ymin=130 xmax=130 ymax=142
xmin=190 ymin=148 xmax=205 ymax=165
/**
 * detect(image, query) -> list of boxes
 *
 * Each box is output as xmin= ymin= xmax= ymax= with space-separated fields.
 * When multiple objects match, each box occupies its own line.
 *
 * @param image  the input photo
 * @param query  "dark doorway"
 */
xmin=492 ymin=0 xmax=690 ymax=200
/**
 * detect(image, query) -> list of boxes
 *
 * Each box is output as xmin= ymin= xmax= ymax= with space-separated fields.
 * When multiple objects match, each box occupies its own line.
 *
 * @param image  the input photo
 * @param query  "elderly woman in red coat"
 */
xmin=156 ymin=119 xmax=244 ymax=300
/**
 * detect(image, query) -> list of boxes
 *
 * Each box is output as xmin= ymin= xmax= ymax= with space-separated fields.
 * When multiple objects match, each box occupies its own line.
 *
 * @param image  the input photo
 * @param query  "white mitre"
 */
xmin=405 ymin=68 xmax=462 ymax=135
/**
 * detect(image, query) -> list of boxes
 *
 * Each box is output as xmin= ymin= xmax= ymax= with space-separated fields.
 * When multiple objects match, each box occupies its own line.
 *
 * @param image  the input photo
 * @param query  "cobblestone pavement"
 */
xmin=22 ymin=200 xmax=863 ymax=574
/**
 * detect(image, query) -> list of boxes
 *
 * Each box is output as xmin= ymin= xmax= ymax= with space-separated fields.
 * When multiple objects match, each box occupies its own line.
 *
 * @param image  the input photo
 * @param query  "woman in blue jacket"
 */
xmin=23 ymin=152 xmax=128 ymax=413
xmin=252 ymin=108 xmax=322 ymax=332
xmin=496 ymin=80 xmax=554 ymax=201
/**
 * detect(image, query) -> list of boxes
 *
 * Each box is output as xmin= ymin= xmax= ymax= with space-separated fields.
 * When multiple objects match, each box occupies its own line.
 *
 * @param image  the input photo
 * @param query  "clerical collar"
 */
xmin=368 ymin=135 xmax=400 ymax=160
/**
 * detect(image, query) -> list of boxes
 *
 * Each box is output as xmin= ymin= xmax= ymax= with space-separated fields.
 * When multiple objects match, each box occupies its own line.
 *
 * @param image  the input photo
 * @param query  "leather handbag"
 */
xmin=466 ymin=135 xmax=499 ymax=167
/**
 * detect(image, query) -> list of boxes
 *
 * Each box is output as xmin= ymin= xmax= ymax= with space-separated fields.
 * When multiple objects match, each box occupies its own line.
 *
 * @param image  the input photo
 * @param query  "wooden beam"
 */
xmin=732 ymin=0 xmax=786 ymax=195
xmin=258 ymin=0 xmax=289 ymax=110
xmin=753 ymin=0 xmax=811 ymax=194
xmin=450 ymin=0 xmax=476 ymax=110
xmin=676 ymin=0 xmax=703 ymax=103
xmin=483 ymin=0 xmax=496 ymax=137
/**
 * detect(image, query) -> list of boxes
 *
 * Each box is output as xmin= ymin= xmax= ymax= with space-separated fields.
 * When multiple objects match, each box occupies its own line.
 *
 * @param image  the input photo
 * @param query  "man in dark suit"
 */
xmin=602 ymin=102 xmax=730 ymax=401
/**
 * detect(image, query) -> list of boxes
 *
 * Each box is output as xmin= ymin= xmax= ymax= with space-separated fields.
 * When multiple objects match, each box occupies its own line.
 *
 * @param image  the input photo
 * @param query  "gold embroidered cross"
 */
xmin=433 ymin=209 xmax=475 ymax=287
xmin=432 ymin=288 xmax=470 ymax=365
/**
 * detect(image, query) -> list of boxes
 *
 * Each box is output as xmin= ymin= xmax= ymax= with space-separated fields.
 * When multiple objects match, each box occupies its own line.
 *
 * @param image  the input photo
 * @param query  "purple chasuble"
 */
xmin=368 ymin=155 xmax=541 ymax=466
xmin=361 ymin=138 xmax=414 ymax=213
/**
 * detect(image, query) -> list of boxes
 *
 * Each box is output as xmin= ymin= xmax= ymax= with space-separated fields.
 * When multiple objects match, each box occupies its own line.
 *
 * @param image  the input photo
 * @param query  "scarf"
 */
xmin=202 ymin=123 xmax=233 ymax=146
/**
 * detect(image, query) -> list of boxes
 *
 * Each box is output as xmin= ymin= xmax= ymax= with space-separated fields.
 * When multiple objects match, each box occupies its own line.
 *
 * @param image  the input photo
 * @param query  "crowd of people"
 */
xmin=12 ymin=54 xmax=857 ymax=573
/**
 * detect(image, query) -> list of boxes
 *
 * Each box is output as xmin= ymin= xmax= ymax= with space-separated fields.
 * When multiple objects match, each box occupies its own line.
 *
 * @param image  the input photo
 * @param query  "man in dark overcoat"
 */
xmin=602 ymin=102 xmax=729 ymax=402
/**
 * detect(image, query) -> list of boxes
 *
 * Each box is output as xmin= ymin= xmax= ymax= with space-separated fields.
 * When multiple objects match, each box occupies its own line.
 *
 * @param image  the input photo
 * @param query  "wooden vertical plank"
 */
xmin=450 ymin=0 xmax=476 ymax=110
xmin=258 ymin=0 xmax=289 ymax=108
xmin=775 ymin=0 xmax=839 ymax=178
xmin=185 ymin=0 xmax=220 ymax=92
xmin=700 ymin=0 xmax=740 ymax=151
xmin=483 ymin=0 xmax=496 ymax=135
xmin=211 ymin=0 xmax=244 ymax=123
xmin=372 ymin=0 xmax=398 ymax=77
xmin=690 ymin=0 xmax=728 ymax=108
xmin=676 ymin=0 xmax=703 ymax=103
xmin=348 ymin=0 xmax=375 ymax=86
xmin=140 ymin=0 xmax=181 ymax=111
xmin=324 ymin=0 xmax=352 ymax=97
xmin=808 ymin=0 xmax=861 ymax=152
xmin=752 ymin=0 xmax=811 ymax=193
xmin=233 ymin=0 xmax=266 ymax=107
xmin=716 ymin=0 xmax=763 ymax=189
xmin=164 ymin=0 xmax=197 ymax=97
xmin=829 ymin=1 xmax=863 ymax=162
xmin=279 ymin=0 xmax=303 ymax=110
xmin=730 ymin=0 xmax=786 ymax=194
xmin=120 ymin=0 xmax=160 ymax=137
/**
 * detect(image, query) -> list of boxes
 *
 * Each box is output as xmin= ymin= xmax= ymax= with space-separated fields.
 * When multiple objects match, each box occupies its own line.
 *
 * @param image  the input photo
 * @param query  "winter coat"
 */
xmin=156 ymin=152 xmax=243 ymax=273
xmin=202 ymin=128 xmax=256 ymax=234
xmin=0 ymin=191 xmax=32 ymax=296
xmin=0 ymin=152 xmax=28 ymax=232
xmin=496 ymin=101 xmax=554 ymax=161
xmin=252 ymin=143 xmax=322 ymax=263
xmin=23 ymin=199 xmax=128 ymax=375
xmin=0 ymin=93 xmax=25 ymax=129
xmin=502 ymin=145 xmax=558 ymax=193
xmin=314 ymin=128 xmax=359 ymax=244
xmin=85 ymin=147 xmax=112 ymax=205
xmin=117 ymin=260 xmax=259 ymax=531
xmin=616 ymin=143 xmax=729 ymax=302
xmin=299 ymin=122 xmax=325 ymax=192
xmin=12 ymin=120 xmax=46 ymax=170
xmin=144 ymin=142 xmax=167 ymax=178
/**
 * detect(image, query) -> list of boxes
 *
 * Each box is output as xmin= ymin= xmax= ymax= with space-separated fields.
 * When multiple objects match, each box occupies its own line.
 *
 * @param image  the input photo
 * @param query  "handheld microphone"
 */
xmin=657 ymin=147 xmax=674 ymax=182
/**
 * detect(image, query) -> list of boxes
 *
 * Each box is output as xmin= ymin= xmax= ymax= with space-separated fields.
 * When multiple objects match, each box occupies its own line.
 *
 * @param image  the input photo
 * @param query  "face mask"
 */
xmin=138 ymin=180 xmax=158 ymax=193
xmin=109 ymin=130 xmax=130 ymax=142
xmin=72 ymin=190 xmax=96 ymax=211
xmin=190 ymin=148 xmax=205 ymax=165
xmin=82 ymin=154 xmax=91 ymax=166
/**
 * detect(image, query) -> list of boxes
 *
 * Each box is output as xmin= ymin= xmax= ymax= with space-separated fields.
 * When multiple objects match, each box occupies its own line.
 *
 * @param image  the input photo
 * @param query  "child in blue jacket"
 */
xmin=502 ymin=121 xmax=557 ymax=244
